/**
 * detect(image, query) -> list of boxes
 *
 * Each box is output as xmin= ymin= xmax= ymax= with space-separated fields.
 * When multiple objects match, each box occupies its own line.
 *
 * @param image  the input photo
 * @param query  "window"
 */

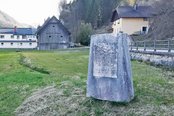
xmin=11 ymin=43 xmax=13 ymax=46
xmin=11 ymin=35 xmax=14 ymax=38
xmin=142 ymin=27 xmax=147 ymax=32
xmin=0 ymin=35 xmax=4 ymax=38
xmin=49 ymin=36 xmax=51 ymax=38
xmin=17 ymin=35 xmax=20 ymax=39
xmin=53 ymin=25 xmax=55 ymax=27
xmin=142 ymin=27 xmax=147 ymax=34
xmin=1 ymin=43 xmax=4 ymax=46
xmin=29 ymin=43 xmax=32 ymax=46
xmin=60 ymin=35 xmax=63 ymax=38
xmin=20 ymin=43 xmax=23 ymax=46
xmin=22 ymin=35 xmax=26 ymax=39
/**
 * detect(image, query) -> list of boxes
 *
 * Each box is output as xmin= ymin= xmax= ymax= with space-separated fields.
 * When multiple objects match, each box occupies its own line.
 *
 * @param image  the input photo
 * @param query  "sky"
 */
xmin=0 ymin=0 xmax=69 ymax=27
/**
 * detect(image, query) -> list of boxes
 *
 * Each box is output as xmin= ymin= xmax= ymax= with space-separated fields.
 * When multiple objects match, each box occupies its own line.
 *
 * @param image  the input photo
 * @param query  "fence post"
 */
xmin=130 ymin=41 xmax=132 ymax=51
xmin=154 ymin=40 xmax=156 ymax=52
xmin=168 ymin=38 xmax=171 ymax=52
xmin=136 ymin=42 xmax=138 ymax=51
xmin=144 ymin=41 xmax=146 ymax=51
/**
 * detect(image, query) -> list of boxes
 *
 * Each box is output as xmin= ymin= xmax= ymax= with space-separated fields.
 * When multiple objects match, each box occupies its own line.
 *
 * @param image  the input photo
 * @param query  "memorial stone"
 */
xmin=87 ymin=33 xmax=134 ymax=102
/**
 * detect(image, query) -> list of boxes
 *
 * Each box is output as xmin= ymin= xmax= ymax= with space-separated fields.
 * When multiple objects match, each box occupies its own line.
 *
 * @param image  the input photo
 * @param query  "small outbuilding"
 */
xmin=37 ymin=16 xmax=71 ymax=50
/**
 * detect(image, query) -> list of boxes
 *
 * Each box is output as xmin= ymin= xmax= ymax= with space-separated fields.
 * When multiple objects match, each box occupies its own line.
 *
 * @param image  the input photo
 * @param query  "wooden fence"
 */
xmin=130 ymin=39 xmax=174 ymax=52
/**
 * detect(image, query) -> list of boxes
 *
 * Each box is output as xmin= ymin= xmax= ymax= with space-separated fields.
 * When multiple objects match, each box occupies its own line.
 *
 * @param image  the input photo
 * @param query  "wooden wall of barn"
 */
xmin=37 ymin=18 xmax=70 ymax=50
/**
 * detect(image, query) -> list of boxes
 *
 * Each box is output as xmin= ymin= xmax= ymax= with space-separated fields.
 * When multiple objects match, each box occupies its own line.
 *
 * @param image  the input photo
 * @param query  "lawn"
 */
xmin=0 ymin=48 xmax=174 ymax=116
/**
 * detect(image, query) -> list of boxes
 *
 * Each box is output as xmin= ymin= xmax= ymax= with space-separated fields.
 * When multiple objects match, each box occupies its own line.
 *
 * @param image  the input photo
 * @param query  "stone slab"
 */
xmin=87 ymin=33 xmax=134 ymax=102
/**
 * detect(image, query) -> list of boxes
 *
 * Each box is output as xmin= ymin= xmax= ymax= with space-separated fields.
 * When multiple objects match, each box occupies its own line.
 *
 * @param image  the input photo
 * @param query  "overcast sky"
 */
xmin=0 ymin=0 xmax=70 ymax=27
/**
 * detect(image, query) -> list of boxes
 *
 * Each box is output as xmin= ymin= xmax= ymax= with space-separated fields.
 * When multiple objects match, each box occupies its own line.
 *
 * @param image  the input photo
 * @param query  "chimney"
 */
xmin=134 ymin=4 xmax=138 ymax=10
xmin=14 ymin=26 xmax=17 ymax=34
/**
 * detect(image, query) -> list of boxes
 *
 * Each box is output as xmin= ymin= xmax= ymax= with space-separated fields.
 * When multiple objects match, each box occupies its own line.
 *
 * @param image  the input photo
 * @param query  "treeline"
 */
xmin=147 ymin=0 xmax=174 ymax=40
xmin=59 ymin=0 xmax=125 ymax=44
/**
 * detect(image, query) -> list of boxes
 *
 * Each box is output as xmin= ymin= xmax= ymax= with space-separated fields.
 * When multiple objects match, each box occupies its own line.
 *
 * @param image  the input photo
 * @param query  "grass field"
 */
xmin=0 ymin=48 xmax=174 ymax=116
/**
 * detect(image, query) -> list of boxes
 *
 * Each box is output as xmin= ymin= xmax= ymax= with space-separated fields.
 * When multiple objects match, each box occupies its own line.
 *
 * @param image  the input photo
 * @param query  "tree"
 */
xmin=147 ymin=0 xmax=174 ymax=40
xmin=59 ymin=0 xmax=67 ymax=12
xmin=77 ymin=23 xmax=93 ymax=46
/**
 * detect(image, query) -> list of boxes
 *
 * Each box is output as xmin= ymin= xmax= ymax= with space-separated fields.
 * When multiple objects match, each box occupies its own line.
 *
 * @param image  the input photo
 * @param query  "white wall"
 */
xmin=0 ymin=34 xmax=37 ymax=49
xmin=0 ymin=42 xmax=37 ymax=49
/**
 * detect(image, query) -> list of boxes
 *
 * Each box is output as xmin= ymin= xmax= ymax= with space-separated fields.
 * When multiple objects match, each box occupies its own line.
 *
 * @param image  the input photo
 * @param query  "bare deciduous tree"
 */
xmin=147 ymin=0 xmax=174 ymax=40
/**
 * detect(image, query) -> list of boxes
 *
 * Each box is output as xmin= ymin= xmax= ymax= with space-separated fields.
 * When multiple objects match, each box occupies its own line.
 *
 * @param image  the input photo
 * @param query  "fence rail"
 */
xmin=130 ymin=39 xmax=174 ymax=52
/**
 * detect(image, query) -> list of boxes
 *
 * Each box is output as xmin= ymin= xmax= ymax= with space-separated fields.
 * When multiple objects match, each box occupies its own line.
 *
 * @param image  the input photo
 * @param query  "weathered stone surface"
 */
xmin=87 ymin=33 xmax=134 ymax=102
xmin=93 ymin=38 xmax=118 ymax=78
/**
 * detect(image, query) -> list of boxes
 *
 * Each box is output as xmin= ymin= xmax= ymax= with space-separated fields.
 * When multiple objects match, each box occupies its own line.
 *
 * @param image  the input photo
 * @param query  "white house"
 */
xmin=0 ymin=27 xmax=37 ymax=49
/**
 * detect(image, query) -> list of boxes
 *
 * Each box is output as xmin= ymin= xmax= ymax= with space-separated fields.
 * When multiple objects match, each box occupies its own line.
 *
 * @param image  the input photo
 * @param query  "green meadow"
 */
xmin=0 ymin=48 xmax=174 ymax=116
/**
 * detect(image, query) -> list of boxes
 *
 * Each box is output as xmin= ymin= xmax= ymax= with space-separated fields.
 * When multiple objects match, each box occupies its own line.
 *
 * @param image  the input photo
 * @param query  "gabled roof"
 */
xmin=36 ymin=16 xmax=71 ymax=35
xmin=111 ymin=5 xmax=153 ymax=22
xmin=0 ymin=28 xmax=36 ymax=35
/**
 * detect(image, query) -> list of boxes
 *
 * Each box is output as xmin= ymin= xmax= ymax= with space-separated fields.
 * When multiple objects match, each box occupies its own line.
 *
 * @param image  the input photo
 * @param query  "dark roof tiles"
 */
xmin=0 ymin=28 xmax=36 ymax=35
xmin=111 ymin=5 xmax=153 ymax=22
xmin=118 ymin=6 xmax=152 ymax=18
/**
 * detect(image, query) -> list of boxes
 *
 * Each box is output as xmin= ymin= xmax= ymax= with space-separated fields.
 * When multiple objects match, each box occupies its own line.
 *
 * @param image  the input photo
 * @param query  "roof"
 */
xmin=0 ymin=28 xmax=36 ymax=35
xmin=36 ymin=16 xmax=71 ymax=35
xmin=111 ymin=5 xmax=153 ymax=22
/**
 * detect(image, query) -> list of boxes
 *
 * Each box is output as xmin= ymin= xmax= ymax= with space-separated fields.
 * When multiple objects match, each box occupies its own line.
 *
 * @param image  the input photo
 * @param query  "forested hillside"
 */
xmin=147 ymin=0 xmax=174 ymax=40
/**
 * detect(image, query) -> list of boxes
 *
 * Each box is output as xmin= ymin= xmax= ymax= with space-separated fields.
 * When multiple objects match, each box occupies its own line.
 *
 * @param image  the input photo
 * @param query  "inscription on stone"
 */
xmin=93 ymin=40 xmax=118 ymax=78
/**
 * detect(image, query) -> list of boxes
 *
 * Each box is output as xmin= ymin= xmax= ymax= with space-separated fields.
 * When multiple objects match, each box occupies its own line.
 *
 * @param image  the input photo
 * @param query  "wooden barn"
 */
xmin=37 ymin=16 xmax=71 ymax=50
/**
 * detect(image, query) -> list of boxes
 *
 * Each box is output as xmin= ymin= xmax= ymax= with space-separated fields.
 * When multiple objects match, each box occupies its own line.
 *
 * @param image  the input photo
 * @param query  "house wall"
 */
xmin=112 ymin=19 xmax=123 ymax=35
xmin=0 ymin=42 xmax=37 ymax=49
xmin=112 ymin=18 xmax=149 ymax=35
xmin=38 ymin=18 xmax=70 ymax=50
xmin=0 ymin=34 xmax=37 ymax=49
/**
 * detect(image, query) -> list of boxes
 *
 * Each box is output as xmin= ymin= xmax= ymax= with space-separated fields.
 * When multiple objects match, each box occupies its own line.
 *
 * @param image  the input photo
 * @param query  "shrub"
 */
xmin=77 ymin=23 xmax=93 ymax=46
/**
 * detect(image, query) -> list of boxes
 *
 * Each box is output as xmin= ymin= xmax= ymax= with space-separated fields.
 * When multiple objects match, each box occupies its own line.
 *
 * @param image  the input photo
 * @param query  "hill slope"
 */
xmin=0 ymin=10 xmax=26 ymax=27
